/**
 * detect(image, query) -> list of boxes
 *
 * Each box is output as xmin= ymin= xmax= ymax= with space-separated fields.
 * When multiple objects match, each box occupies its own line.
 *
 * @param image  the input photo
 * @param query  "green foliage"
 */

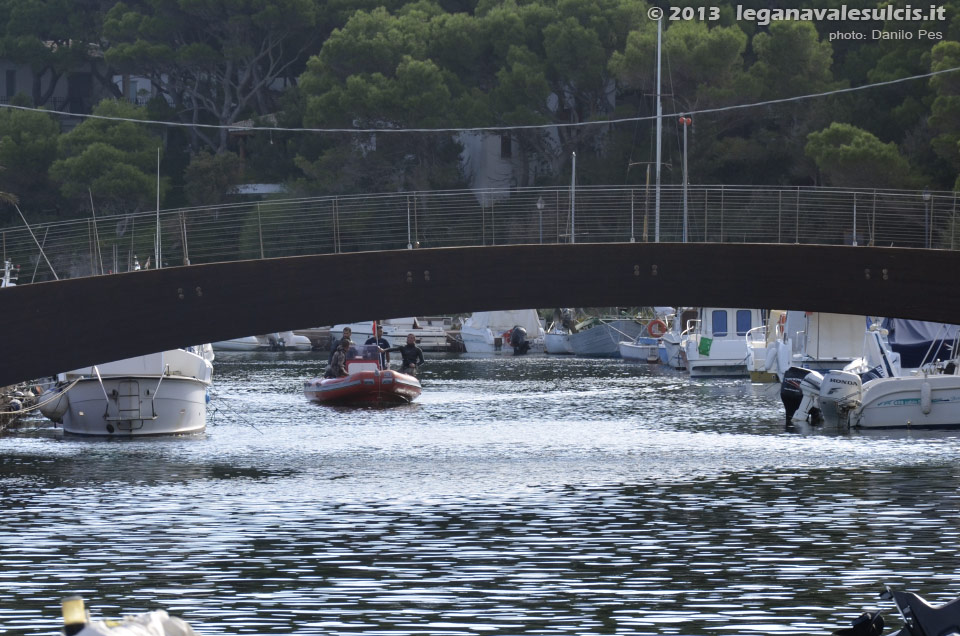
xmin=49 ymin=100 xmax=164 ymax=213
xmin=183 ymin=151 xmax=244 ymax=207
xmin=104 ymin=0 xmax=322 ymax=152
xmin=806 ymin=122 xmax=914 ymax=188
xmin=0 ymin=104 xmax=59 ymax=201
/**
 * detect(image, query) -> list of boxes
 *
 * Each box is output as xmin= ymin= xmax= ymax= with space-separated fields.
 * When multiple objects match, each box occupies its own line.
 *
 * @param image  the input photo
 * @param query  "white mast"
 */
xmin=654 ymin=16 xmax=663 ymax=243
xmin=155 ymin=147 xmax=161 ymax=269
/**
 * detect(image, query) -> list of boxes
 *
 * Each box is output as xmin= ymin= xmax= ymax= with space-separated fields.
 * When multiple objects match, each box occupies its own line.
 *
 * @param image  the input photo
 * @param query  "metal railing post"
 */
xmin=795 ymin=186 xmax=800 ymax=244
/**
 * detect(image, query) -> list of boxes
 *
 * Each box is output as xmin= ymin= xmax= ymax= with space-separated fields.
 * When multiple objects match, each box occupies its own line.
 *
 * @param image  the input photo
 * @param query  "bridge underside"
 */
xmin=2 ymin=243 xmax=958 ymax=386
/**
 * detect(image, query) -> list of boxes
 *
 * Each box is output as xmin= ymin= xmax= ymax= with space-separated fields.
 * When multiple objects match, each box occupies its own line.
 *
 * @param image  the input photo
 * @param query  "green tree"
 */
xmin=49 ymin=100 xmax=164 ymax=213
xmin=0 ymin=94 xmax=60 ymax=209
xmin=0 ymin=0 xmax=119 ymax=107
xmin=806 ymin=122 xmax=914 ymax=189
xmin=104 ymin=0 xmax=322 ymax=153
xmin=928 ymin=40 xmax=960 ymax=189
xmin=297 ymin=3 xmax=476 ymax=192
xmin=183 ymin=150 xmax=243 ymax=207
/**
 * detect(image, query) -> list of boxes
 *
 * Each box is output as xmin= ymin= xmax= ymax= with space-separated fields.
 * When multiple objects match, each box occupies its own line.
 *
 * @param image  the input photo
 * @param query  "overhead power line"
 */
xmin=2 ymin=66 xmax=959 ymax=135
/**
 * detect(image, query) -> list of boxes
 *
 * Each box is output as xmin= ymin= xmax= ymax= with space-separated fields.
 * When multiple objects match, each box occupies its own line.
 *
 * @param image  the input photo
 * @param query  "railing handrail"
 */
xmin=1 ymin=183 xmax=957 ymax=283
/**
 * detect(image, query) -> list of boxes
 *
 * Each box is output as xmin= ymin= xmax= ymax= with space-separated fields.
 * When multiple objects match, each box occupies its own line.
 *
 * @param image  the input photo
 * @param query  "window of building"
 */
xmin=736 ymin=310 xmax=752 ymax=336
xmin=711 ymin=310 xmax=728 ymax=337
xmin=500 ymin=133 xmax=512 ymax=159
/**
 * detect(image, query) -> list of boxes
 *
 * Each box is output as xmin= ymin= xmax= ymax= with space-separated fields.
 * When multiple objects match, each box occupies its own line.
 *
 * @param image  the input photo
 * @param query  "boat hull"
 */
xmin=60 ymin=376 xmax=208 ymax=436
xmin=304 ymin=369 xmax=421 ymax=406
xmin=544 ymin=332 xmax=573 ymax=354
xmin=856 ymin=374 xmax=960 ymax=429
xmin=619 ymin=338 xmax=660 ymax=362
xmin=569 ymin=320 xmax=645 ymax=357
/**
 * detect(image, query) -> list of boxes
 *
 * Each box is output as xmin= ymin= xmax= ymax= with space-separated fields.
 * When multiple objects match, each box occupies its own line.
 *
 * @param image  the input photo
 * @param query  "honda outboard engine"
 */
xmin=511 ymin=325 xmax=531 ymax=355
xmin=819 ymin=370 xmax=862 ymax=427
xmin=781 ymin=366 xmax=823 ymax=424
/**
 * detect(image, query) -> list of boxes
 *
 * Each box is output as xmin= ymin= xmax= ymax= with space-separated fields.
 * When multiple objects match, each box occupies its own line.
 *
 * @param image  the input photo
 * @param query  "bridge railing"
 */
xmin=1 ymin=185 xmax=957 ymax=281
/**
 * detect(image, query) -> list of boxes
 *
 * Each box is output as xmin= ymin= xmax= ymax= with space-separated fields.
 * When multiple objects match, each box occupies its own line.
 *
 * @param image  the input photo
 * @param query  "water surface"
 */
xmin=3 ymin=353 xmax=959 ymax=635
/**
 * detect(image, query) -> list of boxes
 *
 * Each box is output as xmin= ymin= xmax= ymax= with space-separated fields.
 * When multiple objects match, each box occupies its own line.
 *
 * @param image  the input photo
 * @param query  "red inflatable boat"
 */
xmin=304 ymin=345 xmax=422 ymax=406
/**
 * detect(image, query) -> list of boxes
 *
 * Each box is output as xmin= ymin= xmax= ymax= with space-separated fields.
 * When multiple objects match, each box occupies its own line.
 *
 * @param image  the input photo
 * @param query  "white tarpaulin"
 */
xmin=463 ymin=310 xmax=542 ymax=335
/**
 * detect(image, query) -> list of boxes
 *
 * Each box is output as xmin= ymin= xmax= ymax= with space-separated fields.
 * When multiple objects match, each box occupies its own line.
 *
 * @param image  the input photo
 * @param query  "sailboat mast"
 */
xmin=654 ymin=16 xmax=663 ymax=243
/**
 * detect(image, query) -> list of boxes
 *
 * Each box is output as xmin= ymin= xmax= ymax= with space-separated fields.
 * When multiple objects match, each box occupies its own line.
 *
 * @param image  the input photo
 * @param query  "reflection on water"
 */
xmin=3 ymin=353 xmax=960 ymax=635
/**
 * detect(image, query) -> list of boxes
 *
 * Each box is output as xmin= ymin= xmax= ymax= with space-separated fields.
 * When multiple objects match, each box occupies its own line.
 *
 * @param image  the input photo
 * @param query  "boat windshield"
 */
xmin=355 ymin=344 xmax=381 ymax=361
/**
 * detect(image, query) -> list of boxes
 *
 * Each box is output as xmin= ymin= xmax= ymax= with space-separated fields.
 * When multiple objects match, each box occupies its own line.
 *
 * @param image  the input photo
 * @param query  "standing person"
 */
xmin=330 ymin=326 xmax=353 ymax=363
xmin=364 ymin=323 xmax=391 ymax=367
xmin=386 ymin=333 xmax=425 ymax=376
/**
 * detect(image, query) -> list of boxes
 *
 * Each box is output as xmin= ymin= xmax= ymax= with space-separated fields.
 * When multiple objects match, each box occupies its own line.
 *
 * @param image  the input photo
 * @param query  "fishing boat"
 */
xmin=567 ymin=317 xmax=646 ymax=358
xmin=39 ymin=346 xmax=214 ymax=436
xmin=619 ymin=318 xmax=667 ymax=362
xmin=680 ymin=308 xmax=763 ymax=377
xmin=304 ymin=344 xmax=421 ymax=406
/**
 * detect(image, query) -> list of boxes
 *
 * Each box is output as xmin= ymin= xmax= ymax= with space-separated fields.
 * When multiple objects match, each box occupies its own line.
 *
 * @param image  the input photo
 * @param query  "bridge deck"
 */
xmin=2 ymin=242 xmax=958 ymax=387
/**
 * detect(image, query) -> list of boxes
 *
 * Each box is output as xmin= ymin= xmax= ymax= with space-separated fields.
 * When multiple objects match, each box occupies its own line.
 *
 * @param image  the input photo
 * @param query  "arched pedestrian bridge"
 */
xmin=2 ymin=185 xmax=959 ymax=386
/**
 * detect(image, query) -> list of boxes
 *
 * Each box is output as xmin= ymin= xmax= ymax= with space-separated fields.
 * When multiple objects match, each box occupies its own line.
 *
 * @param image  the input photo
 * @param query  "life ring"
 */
xmin=648 ymin=319 xmax=667 ymax=338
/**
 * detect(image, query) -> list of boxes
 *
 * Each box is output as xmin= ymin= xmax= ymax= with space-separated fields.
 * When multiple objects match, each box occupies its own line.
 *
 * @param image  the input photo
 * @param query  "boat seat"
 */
xmin=899 ymin=592 xmax=960 ymax=636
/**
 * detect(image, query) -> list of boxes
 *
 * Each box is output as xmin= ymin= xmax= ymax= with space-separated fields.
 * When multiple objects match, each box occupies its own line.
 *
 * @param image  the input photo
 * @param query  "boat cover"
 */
xmin=463 ymin=310 xmax=542 ymax=334
xmin=882 ymin=319 xmax=960 ymax=368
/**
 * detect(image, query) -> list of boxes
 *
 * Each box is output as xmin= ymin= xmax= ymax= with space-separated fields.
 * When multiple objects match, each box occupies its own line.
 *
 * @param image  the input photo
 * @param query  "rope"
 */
xmin=0 ymin=378 xmax=82 ymax=416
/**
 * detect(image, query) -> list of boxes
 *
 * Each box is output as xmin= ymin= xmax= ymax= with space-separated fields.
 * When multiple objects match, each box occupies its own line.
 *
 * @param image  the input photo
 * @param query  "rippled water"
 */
xmin=3 ymin=353 xmax=960 ymax=635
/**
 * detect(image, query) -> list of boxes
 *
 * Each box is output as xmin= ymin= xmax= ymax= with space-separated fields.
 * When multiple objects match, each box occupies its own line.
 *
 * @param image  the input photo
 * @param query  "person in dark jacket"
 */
xmin=364 ymin=324 xmax=391 ymax=367
xmin=385 ymin=333 xmax=425 ymax=376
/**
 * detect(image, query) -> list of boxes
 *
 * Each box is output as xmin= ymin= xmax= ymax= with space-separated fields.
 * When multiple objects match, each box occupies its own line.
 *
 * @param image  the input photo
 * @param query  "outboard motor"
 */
xmin=781 ymin=366 xmax=823 ymax=424
xmin=819 ymin=370 xmax=862 ymax=427
xmin=511 ymin=325 xmax=531 ymax=356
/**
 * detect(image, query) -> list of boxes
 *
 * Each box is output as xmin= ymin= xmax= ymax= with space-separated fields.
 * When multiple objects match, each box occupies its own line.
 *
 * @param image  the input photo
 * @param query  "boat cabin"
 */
xmin=697 ymin=308 xmax=760 ymax=340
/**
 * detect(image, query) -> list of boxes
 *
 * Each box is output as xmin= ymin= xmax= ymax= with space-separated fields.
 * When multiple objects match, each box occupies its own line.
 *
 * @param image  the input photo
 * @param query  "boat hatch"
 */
xmin=106 ymin=380 xmax=157 ymax=423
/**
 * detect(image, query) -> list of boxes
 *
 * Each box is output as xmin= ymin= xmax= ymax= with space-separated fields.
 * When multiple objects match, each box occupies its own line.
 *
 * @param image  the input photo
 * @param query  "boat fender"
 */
xmin=921 ymin=381 xmax=932 ymax=415
xmin=763 ymin=347 xmax=778 ymax=373
xmin=648 ymin=319 xmax=667 ymax=338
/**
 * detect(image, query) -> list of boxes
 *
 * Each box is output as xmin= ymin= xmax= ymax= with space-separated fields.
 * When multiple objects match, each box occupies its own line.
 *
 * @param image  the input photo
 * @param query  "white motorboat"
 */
xmin=772 ymin=312 xmax=868 ymax=381
xmin=816 ymin=328 xmax=960 ymax=430
xmin=782 ymin=325 xmax=904 ymax=425
xmin=619 ymin=336 xmax=661 ymax=362
xmin=567 ymin=317 xmax=646 ymax=358
xmin=460 ymin=309 xmax=545 ymax=354
xmin=680 ymin=308 xmax=762 ymax=378
xmin=332 ymin=317 xmax=450 ymax=351
xmin=212 ymin=335 xmax=271 ymax=351
xmin=278 ymin=331 xmax=313 ymax=351
xmin=39 ymin=346 xmax=213 ymax=436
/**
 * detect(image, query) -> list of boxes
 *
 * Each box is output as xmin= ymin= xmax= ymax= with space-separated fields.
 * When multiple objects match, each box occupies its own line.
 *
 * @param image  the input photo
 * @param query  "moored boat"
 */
xmin=568 ymin=317 xmax=645 ymax=358
xmin=39 ymin=346 xmax=214 ymax=436
xmin=304 ymin=345 xmax=421 ymax=406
